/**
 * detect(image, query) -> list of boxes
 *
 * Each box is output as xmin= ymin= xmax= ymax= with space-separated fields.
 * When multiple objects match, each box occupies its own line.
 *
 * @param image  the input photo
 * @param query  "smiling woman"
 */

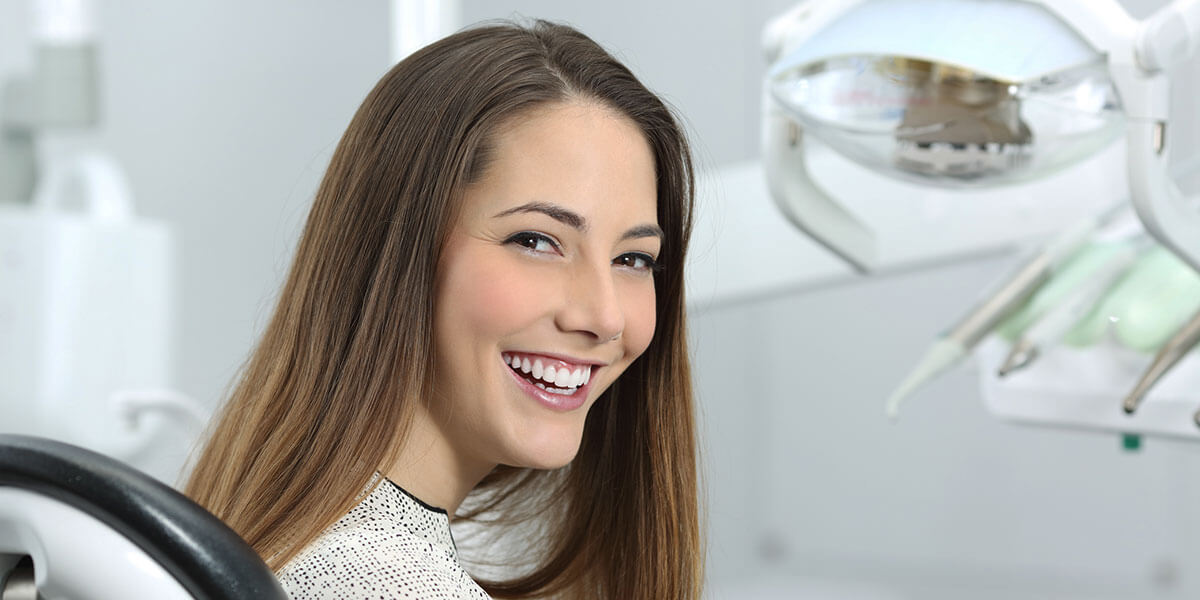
xmin=423 ymin=103 xmax=661 ymax=476
xmin=183 ymin=19 xmax=699 ymax=600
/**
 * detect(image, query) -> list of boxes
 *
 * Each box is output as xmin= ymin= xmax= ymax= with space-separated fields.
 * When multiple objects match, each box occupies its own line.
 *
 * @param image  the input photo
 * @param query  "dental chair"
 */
xmin=0 ymin=434 xmax=287 ymax=599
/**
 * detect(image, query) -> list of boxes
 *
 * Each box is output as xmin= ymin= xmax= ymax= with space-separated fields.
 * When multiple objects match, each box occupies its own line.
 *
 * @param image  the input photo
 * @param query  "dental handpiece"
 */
xmin=998 ymin=242 xmax=1142 ymax=377
xmin=1122 ymin=307 xmax=1200 ymax=415
xmin=884 ymin=208 xmax=1122 ymax=419
xmin=947 ymin=207 xmax=1127 ymax=348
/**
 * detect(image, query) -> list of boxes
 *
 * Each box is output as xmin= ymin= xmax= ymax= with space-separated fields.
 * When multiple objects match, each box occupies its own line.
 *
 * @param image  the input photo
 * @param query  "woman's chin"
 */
xmin=506 ymin=435 xmax=583 ymax=471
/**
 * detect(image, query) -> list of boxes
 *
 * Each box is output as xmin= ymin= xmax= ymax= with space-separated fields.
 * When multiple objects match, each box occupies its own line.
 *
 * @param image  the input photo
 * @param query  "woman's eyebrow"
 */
xmin=493 ymin=201 xmax=662 ymax=242
xmin=622 ymin=224 xmax=664 ymax=243
xmin=493 ymin=201 xmax=585 ymax=230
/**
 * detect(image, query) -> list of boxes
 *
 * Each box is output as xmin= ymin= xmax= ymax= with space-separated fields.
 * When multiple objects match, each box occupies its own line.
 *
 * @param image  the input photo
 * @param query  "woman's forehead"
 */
xmin=460 ymin=102 xmax=658 ymax=227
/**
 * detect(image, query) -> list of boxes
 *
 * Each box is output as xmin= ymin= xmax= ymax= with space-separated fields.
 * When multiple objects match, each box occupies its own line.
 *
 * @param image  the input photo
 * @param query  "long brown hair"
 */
xmin=185 ymin=19 xmax=700 ymax=599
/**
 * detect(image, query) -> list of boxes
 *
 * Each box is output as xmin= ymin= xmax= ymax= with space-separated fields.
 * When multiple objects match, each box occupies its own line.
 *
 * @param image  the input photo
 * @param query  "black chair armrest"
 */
xmin=0 ymin=434 xmax=287 ymax=600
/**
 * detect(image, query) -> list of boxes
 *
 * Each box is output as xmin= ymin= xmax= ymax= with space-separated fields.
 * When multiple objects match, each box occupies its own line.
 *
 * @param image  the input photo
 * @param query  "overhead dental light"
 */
xmin=763 ymin=0 xmax=1200 ymax=275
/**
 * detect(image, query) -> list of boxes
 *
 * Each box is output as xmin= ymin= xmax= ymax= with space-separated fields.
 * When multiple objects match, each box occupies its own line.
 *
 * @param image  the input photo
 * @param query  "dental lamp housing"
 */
xmin=763 ymin=0 xmax=1200 ymax=276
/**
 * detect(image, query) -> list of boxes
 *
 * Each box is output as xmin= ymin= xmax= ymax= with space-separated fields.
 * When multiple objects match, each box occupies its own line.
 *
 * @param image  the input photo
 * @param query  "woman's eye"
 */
xmin=506 ymin=232 xmax=559 ymax=254
xmin=614 ymin=253 xmax=661 ymax=272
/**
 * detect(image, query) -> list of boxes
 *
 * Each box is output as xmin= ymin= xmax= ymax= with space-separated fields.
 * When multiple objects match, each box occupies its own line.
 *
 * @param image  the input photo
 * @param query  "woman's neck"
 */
xmin=381 ymin=407 xmax=496 ymax=516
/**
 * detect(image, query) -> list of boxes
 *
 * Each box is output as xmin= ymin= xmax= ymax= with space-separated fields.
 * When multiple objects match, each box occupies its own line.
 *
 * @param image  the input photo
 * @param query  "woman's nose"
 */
xmin=555 ymin=263 xmax=625 ymax=343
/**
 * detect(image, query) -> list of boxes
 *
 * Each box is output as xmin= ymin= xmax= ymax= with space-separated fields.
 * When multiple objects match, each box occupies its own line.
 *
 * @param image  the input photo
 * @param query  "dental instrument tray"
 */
xmin=978 ymin=337 xmax=1200 ymax=441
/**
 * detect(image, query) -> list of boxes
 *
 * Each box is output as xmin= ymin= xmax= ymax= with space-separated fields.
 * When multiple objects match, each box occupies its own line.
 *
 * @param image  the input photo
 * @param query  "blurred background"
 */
xmin=3 ymin=0 xmax=1200 ymax=598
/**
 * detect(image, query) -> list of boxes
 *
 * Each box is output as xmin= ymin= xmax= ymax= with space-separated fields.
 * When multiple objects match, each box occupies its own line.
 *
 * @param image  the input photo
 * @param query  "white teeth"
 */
xmin=535 ymin=382 xmax=545 ymax=389
xmin=506 ymin=354 xmax=593 ymax=389
xmin=503 ymin=354 xmax=533 ymax=373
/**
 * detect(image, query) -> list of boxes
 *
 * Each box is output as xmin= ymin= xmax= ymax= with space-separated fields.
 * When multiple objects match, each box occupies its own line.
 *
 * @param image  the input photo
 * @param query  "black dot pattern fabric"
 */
xmin=277 ymin=477 xmax=491 ymax=599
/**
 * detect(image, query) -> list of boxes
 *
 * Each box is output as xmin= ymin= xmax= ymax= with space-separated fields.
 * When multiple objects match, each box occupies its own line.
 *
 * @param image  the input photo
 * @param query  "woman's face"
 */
xmin=430 ymin=101 xmax=660 ymax=471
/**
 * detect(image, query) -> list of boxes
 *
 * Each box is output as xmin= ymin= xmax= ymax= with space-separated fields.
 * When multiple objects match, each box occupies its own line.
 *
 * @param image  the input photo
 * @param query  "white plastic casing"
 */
xmin=0 ymin=487 xmax=191 ymax=599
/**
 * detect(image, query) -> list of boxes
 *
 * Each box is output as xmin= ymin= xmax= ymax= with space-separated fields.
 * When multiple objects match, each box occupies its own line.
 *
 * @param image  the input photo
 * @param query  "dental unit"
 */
xmin=763 ymin=0 xmax=1200 ymax=434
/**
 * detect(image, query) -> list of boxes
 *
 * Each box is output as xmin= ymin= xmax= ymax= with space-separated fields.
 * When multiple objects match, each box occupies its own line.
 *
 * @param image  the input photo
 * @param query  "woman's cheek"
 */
xmin=457 ymin=250 xmax=553 ymax=331
xmin=624 ymin=280 xmax=657 ymax=358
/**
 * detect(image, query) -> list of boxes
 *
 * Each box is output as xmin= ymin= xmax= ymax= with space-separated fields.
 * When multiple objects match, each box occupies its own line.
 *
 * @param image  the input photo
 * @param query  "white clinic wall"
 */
xmin=1 ymin=1 xmax=393 ymax=417
xmin=95 ymin=3 xmax=391 ymax=413
xmin=4 ymin=0 xmax=1200 ymax=597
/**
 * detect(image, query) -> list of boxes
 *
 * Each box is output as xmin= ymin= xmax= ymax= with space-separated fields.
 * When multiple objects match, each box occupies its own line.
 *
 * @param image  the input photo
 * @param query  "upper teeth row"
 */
xmin=504 ymin=354 xmax=592 ymax=388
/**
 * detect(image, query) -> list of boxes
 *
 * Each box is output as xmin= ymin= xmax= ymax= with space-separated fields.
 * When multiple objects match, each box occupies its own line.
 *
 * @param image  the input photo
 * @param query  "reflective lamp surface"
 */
xmin=769 ymin=55 xmax=1124 ymax=187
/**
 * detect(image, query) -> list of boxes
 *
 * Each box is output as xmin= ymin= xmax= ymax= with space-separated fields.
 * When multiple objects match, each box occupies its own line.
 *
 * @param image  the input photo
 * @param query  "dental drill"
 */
xmin=1122 ymin=307 xmax=1200 ymax=416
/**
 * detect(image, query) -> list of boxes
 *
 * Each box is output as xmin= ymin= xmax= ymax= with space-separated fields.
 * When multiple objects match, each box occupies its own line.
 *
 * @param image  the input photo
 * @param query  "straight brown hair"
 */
xmin=185 ymin=19 xmax=700 ymax=599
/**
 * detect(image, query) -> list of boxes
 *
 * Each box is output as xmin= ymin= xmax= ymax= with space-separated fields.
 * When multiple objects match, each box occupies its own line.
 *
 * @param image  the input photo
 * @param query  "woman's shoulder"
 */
xmin=277 ymin=528 xmax=482 ymax=599
xmin=276 ymin=481 xmax=490 ymax=599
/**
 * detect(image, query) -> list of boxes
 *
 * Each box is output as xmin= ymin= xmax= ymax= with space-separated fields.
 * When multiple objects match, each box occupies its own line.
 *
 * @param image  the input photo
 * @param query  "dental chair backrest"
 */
xmin=0 ymin=434 xmax=287 ymax=599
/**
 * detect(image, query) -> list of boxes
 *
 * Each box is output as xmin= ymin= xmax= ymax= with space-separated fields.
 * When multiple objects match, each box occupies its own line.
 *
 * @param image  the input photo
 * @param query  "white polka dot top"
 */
xmin=277 ymin=477 xmax=491 ymax=599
